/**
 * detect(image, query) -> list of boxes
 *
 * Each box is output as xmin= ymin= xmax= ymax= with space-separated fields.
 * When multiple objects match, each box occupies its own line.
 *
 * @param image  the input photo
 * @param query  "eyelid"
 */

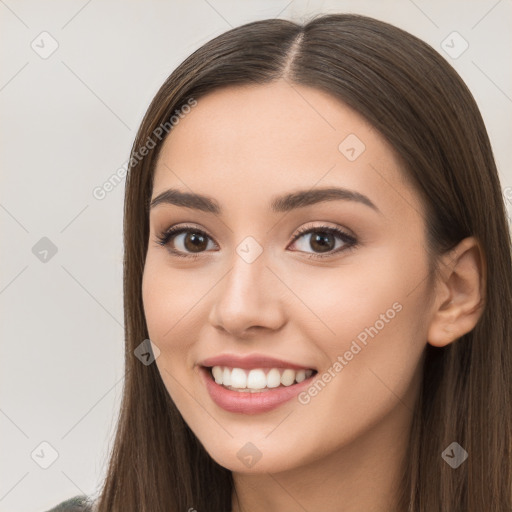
xmin=289 ymin=221 xmax=356 ymax=242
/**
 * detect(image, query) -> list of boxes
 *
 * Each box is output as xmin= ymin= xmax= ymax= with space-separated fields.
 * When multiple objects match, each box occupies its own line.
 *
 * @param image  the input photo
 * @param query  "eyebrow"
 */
xmin=149 ymin=187 xmax=381 ymax=215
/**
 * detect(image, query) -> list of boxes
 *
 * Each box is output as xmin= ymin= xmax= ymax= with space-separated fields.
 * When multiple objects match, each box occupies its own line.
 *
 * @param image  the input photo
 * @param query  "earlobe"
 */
xmin=427 ymin=236 xmax=486 ymax=348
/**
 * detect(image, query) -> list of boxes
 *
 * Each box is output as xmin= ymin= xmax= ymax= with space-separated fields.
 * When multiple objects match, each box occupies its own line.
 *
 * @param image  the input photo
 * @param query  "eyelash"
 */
xmin=155 ymin=223 xmax=358 ymax=260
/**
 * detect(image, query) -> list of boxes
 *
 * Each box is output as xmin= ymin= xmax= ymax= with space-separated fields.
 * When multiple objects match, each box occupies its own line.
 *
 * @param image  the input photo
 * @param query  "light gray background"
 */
xmin=1 ymin=1 xmax=511 ymax=511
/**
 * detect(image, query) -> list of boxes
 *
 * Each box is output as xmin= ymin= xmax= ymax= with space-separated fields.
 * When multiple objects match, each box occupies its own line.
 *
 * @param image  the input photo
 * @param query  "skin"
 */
xmin=142 ymin=79 xmax=485 ymax=512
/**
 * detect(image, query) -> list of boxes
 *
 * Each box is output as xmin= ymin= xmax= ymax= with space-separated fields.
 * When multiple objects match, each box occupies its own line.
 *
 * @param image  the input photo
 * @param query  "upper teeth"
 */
xmin=211 ymin=366 xmax=314 ymax=390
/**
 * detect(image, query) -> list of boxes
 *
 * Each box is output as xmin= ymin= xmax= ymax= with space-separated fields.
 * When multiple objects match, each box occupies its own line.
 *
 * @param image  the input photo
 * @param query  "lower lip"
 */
xmin=199 ymin=366 xmax=316 ymax=415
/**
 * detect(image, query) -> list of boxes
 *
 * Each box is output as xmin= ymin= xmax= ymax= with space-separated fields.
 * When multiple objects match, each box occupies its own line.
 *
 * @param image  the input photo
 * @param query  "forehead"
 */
xmin=152 ymin=80 xmax=421 ymax=220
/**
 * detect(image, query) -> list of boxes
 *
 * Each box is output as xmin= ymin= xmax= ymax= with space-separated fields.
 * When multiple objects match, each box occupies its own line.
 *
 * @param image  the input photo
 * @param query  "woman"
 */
xmin=47 ymin=12 xmax=512 ymax=512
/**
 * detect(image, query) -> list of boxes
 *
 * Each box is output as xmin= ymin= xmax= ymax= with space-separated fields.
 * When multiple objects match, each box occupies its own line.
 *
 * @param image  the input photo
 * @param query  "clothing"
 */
xmin=43 ymin=495 xmax=94 ymax=512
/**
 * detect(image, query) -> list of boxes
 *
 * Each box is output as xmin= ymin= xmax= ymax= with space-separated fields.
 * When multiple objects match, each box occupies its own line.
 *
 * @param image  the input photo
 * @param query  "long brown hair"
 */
xmin=93 ymin=13 xmax=512 ymax=512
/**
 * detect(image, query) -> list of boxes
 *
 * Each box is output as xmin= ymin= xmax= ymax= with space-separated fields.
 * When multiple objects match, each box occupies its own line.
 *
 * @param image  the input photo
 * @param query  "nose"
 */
xmin=208 ymin=249 xmax=287 ymax=339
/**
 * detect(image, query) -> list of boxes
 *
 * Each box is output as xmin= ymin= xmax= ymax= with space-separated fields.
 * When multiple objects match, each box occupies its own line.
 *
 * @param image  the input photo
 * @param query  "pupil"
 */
xmin=185 ymin=233 xmax=206 ymax=252
xmin=311 ymin=232 xmax=333 ymax=253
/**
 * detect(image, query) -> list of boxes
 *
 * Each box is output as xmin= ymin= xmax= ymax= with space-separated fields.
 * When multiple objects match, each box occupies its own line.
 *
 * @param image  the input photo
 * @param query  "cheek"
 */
xmin=296 ymin=244 xmax=429 ymax=432
xmin=300 ymin=244 xmax=426 ymax=371
xmin=142 ymin=248 xmax=196 ymax=333
xmin=142 ymin=256 xmax=200 ymax=411
xmin=299 ymin=243 xmax=427 ymax=350
xmin=141 ymin=254 xmax=197 ymax=360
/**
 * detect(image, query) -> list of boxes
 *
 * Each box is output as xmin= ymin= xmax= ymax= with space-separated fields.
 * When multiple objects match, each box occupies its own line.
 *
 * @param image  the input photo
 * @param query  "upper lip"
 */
xmin=199 ymin=353 xmax=316 ymax=371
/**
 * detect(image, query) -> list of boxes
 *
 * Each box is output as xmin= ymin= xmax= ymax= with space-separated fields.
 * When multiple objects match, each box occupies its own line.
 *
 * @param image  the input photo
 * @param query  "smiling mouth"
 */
xmin=204 ymin=365 xmax=318 ymax=393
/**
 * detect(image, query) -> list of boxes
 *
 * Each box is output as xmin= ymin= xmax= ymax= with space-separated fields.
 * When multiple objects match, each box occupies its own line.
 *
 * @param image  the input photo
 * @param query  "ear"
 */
xmin=427 ymin=236 xmax=486 ymax=347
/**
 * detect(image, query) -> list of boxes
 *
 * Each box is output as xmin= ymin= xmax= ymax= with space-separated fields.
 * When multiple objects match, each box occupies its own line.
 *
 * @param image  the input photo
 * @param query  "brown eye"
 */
xmin=309 ymin=231 xmax=336 ymax=253
xmin=288 ymin=225 xmax=357 ymax=259
xmin=156 ymin=225 xmax=217 ymax=258
xmin=181 ymin=232 xmax=208 ymax=252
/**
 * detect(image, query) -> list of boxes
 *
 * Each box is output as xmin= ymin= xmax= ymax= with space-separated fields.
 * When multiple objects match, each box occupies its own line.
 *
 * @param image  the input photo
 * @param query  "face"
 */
xmin=142 ymin=79 xmax=433 ymax=474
